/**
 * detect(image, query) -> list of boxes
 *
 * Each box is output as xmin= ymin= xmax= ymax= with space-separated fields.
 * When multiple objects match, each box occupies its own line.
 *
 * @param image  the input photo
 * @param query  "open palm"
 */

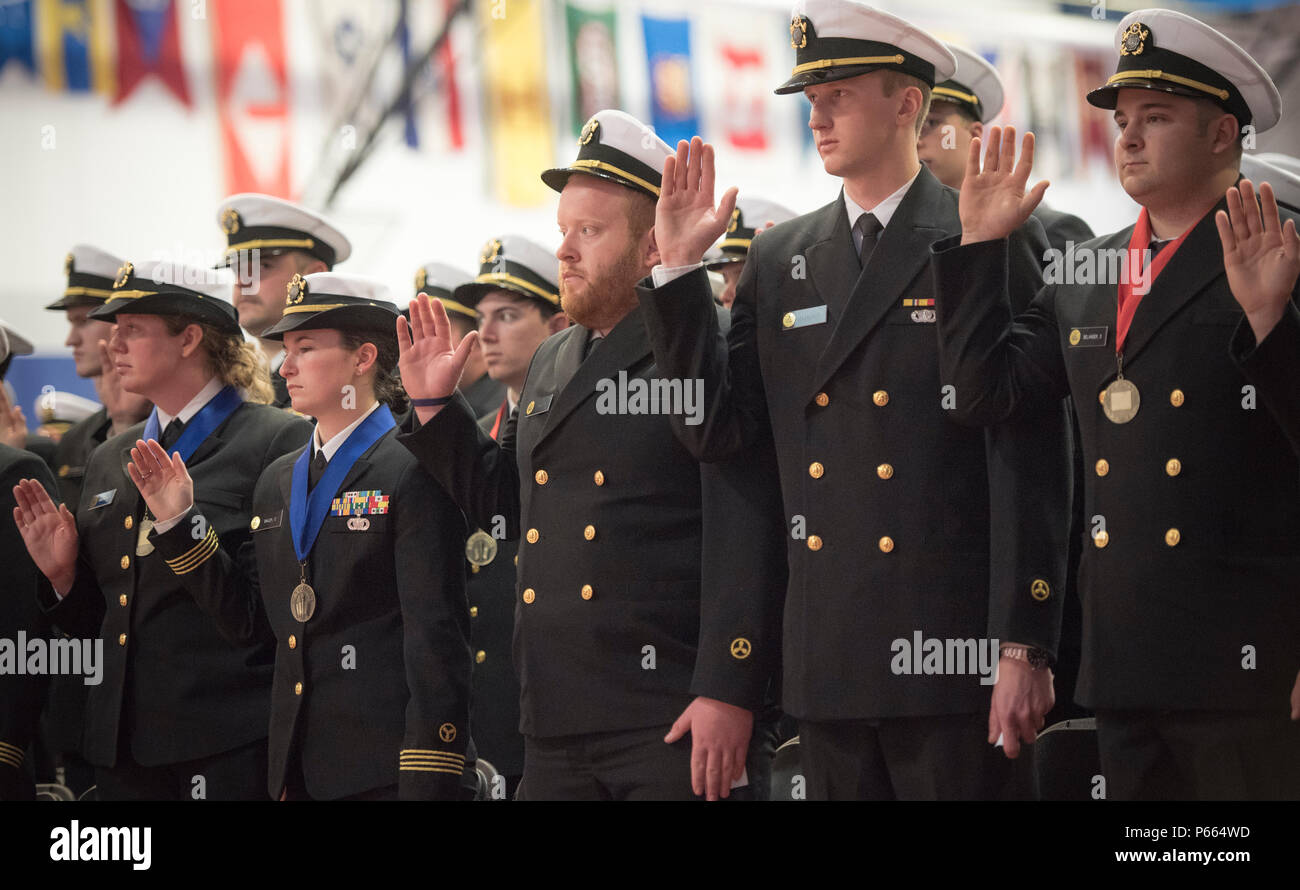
xmin=126 ymin=439 xmax=194 ymax=523
xmin=12 ymin=478 xmax=79 ymax=591
xmin=1216 ymin=179 xmax=1300 ymax=322
xmin=959 ymin=126 xmax=1049 ymax=245
xmin=397 ymin=294 xmax=478 ymax=402
xmin=656 ymin=137 xmax=738 ymax=268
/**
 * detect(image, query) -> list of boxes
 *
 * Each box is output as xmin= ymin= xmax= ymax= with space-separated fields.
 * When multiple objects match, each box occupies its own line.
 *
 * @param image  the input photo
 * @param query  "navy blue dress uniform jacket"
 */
xmin=1 ymin=445 xmax=58 ymax=799
xmin=151 ymin=427 xmax=473 ymax=800
xmin=399 ymin=304 xmax=787 ymax=739
xmin=639 ymin=166 xmax=1072 ymax=721
xmin=35 ymin=402 xmax=310 ymax=770
xmin=930 ymin=194 xmax=1300 ymax=711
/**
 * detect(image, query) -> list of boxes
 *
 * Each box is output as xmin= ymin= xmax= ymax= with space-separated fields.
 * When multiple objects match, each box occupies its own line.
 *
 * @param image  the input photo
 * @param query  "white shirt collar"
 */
xmin=312 ymin=401 xmax=381 ymax=462
xmin=843 ymin=168 xmax=922 ymax=232
xmin=156 ymin=377 xmax=224 ymax=429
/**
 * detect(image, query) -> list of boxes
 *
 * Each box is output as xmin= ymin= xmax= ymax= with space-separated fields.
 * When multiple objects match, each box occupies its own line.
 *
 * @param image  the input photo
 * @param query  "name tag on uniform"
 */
xmin=523 ymin=394 xmax=553 ymax=417
xmin=89 ymin=489 xmax=116 ymax=510
xmin=1068 ymin=326 xmax=1108 ymax=347
xmin=330 ymin=490 xmax=390 ymax=516
xmin=251 ymin=510 xmax=283 ymax=532
xmin=780 ymin=305 xmax=827 ymax=330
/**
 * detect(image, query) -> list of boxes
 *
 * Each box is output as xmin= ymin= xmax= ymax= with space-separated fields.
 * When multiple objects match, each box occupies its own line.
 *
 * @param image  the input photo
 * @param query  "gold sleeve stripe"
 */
xmin=166 ymin=528 xmax=219 ymax=575
xmin=400 ymin=755 xmax=466 ymax=765
xmin=0 ymin=741 xmax=22 ymax=754
xmin=0 ymin=750 xmax=24 ymax=769
xmin=400 ymin=748 xmax=466 ymax=757
xmin=399 ymin=764 xmax=464 ymax=775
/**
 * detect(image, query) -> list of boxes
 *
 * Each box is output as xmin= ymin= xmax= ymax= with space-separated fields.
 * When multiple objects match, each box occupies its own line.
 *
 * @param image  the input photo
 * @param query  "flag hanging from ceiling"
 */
xmin=113 ymin=0 xmax=189 ymax=106
xmin=641 ymin=13 xmax=698 ymax=146
xmin=565 ymin=1 xmax=619 ymax=138
xmin=212 ymin=0 xmax=290 ymax=196
xmin=480 ymin=0 xmax=552 ymax=206
xmin=35 ymin=0 xmax=114 ymax=93
xmin=1 ymin=0 xmax=36 ymax=76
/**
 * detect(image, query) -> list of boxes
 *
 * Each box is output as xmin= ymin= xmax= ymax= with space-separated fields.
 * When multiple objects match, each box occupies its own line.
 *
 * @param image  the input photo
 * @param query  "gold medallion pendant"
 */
xmin=465 ymin=529 xmax=498 ymax=567
xmin=1102 ymin=378 xmax=1140 ymax=424
xmin=290 ymin=581 xmax=317 ymax=623
xmin=135 ymin=517 xmax=155 ymax=557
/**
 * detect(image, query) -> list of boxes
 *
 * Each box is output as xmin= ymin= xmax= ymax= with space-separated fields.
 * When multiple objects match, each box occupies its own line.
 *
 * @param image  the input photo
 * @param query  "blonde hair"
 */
xmin=879 ymin=70 xmax=932 ymax=137
xmin=164 ymin=316 xmax=274 ymax=404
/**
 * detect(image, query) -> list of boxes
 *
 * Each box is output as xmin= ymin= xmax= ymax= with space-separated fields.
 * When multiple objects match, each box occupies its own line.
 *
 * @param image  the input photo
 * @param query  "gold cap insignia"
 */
xmin=286 ymin=272 xmax=307 ymax=305
xmin=414 ymin=267 xmax=427 ymax=292
xmin=64 ymin=252 xmax=74 ymax=277
xmin=113 ymin=261 xmax=133 ymax=289
xmin=579 ymin=118 xmax=600 ymax=146
xmin=1120 ymin=22 xmax=1150 ymax=57
xmin=790 ymin=16 xmax=808 ymax=50
xmin=479 ymin=238 xmax=503 ymax=267
xmin=727 ymin=207 xmax=741 ymax=234
xmin=220 ymin=207 xmax=241 ymax=235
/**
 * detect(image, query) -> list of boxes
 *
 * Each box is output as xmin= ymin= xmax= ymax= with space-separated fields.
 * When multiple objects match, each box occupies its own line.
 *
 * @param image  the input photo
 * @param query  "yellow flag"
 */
xmin=479 ymin=0 xmax=553 ymax=206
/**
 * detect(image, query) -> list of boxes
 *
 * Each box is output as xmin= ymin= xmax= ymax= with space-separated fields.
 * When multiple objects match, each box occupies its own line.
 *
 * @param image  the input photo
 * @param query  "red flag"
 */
xmin=113 ymin=0 xmax=189 ymax=107
xmin=719 ymin=42 xmax=767 ymax=150
xmin=213 ymin=0 xmax=291 ymax=197
xmin=439 ymin=0 xmax=463 ymax=150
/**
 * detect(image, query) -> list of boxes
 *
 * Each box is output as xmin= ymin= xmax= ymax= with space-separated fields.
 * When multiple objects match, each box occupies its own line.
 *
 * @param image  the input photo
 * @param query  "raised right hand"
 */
xmin=12 ymin=478 xmax=78 ymax=593
xmin=959 ymin=126 xmax=1049 ymax=246
xmin=127 ymin=439 xmax=194 ymax=524
xmin=397 ymin=294 xmax=478 ymax=423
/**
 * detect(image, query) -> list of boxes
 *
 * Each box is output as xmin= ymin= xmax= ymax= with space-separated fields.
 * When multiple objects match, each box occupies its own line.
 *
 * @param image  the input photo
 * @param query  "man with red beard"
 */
xmin=397 ymin=110 xmax=786 ymax=800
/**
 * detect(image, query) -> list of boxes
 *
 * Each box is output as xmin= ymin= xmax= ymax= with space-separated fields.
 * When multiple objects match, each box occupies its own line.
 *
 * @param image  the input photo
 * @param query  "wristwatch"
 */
xmin=999 ymin=644 xmax=1053 ymax=671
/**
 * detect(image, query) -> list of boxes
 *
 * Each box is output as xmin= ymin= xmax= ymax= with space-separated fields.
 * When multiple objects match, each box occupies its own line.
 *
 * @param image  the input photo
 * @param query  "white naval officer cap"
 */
xmin=541 ymin=109 xmax=673 ymax=199
xmin=776 ymin=0 xmax=956 ymax=94
xmin=1087 ymin=8 xmax=1281 ymax=134
xmin=453 ymin=235 xmax=561 ymax=311
xmin=48 ymin=244 xmax=129 ymax=310
xmin=216 ymin=193 xmax=352 ymax=268
xmin=934 ymin=44 xmax=1004 ymax=124
xmin=412 ymin=262 xmax=477 ymax=320
xmin=1240 ymin=153 xmax=1300 ymax=213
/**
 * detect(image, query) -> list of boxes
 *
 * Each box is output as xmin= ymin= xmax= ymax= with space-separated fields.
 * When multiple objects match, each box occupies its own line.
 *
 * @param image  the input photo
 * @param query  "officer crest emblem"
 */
xmin=727 ymin=208 xmax=741 ymax=234
xmin=579 ymin=118 xmax=600 ymax=146
xmin=220 ymin=207 xmax=241 ymax=235
xmin=790 ymin=15 xmax=808 ymax=49
xmin=286 ymin=272 xmax=307 ymax=305
xmin=1120 ymin=22 xmax=1150 ymax=56
xmin=113 ymin=262 xmax=133 ymax=289
xmin=64 ymin=253 xmax=74 ymax=277
xmin=479 ymin=239 xmax=503 ymax=267
xmin=414 ymin=267 xmax=427 ymax=292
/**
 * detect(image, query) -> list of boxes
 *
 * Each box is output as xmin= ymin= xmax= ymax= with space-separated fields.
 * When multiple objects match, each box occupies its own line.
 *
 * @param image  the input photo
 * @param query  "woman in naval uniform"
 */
xmin=128 ymin=272 xmax=473 ymax=801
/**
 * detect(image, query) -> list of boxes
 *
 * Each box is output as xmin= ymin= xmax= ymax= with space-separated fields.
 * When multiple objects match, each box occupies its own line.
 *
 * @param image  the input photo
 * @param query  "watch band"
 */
xmin=999 ymin=644 xmax=1053 ymax=670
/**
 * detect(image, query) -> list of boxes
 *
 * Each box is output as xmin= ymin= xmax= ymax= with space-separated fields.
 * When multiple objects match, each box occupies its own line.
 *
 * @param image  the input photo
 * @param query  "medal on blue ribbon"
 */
xmin=287 ymin=405 xmax=396 ymax=622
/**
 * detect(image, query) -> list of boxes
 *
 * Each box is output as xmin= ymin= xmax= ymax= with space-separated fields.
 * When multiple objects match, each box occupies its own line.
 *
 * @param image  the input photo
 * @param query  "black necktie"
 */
xmin=308 ymin=450 xmax=328 ymax=490
xmin=582 ymin=334 xmax=604 ymax=362
xmin=855 ymin=213 xmax=883 ymax=269
xmin=160 ymin=418 xmax=185 ymax=449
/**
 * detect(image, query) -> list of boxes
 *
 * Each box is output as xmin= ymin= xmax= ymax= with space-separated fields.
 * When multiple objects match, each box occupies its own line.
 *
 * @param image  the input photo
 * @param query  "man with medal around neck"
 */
xmin=11 ymin=260 xmax=310 ymax=800
xmin=929 ymin=8 xmax=1300 ymax=798
xmin=130 ymin=272 xmax=473 ymax=801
